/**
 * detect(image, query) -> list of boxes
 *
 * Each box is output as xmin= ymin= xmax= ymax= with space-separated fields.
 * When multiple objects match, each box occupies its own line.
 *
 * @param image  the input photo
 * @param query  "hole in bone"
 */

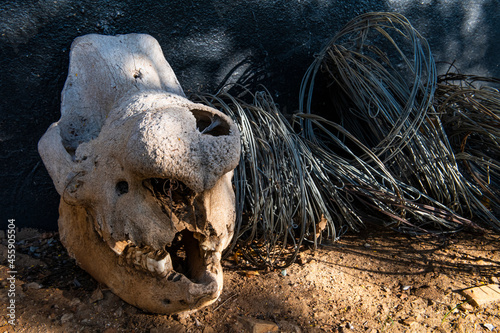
xmin=164 ymin=230 xmax=206 ymax=283
xmin=145 ymin=178 xmax=194 ymax=204
xmin=142 ymin=179 xmax=209 ymax=282
xmin=133 ymin=69 xmax=143 ymax=80
xmin=143 ymin=178 xmax=206 ymax=226
xmin=115 ymin=181 xmax=129 ymax=196
xmin=162 ymin=299 xmax=171 ymax=305
xmin=191 ymin=109 xmax=230 ymax=136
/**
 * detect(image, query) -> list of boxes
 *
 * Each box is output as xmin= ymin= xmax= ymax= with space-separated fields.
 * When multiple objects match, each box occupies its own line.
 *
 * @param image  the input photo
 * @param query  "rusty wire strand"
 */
xmin=191 ymin=12 xmax=500 ymax=269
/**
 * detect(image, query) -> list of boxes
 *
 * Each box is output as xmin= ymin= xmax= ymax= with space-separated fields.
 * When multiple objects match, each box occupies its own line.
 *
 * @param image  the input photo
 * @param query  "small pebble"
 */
xmin=483 ymin=323 xmax=495 ymax=331
xmin=24 ymin=282 xmax=42 ymax=290
xmin=73 ymin=278 xmax=82 ymax=287
xmin=281 ymin=269 xmax=287 ymax=277
xmin=60 ymin=313 xmax=74 ymax=324
xmin=114 ymin=307 xmax=123 ymax=317
xmin=69 ymin=298 xmax=81 ymax=307
xmin=89 ymin=288 xmax=104 ymax=303
xmin=174 ymin=313 xmax=190 ymax=326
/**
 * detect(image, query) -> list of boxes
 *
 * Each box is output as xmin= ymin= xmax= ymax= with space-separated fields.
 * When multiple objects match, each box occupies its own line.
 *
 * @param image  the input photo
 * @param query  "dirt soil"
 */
xmin=1 ymin=226 xmax=499 ymax=333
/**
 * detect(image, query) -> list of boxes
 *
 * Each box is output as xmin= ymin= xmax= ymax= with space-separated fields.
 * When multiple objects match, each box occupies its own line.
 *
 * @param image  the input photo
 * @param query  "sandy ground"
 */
xmin=1 ymin=226 xmax=499 ymax=332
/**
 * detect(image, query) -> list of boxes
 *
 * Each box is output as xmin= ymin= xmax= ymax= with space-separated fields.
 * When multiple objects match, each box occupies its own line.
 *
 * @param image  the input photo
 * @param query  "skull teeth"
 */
xmin=120 ymin=245 xmax=172 ymax=277
xmin=115 ymin=234 xmax=215 ymax=282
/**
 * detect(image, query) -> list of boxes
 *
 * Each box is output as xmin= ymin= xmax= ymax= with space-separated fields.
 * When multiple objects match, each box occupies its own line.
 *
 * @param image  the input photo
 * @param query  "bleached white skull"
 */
xmin=38 ymin=34 xmax=240 ymax=314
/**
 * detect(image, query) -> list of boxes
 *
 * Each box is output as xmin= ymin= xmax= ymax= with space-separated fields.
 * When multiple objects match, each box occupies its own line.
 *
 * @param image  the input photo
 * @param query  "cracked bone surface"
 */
xmin=38 ymin=34 xmax=240 ymax=314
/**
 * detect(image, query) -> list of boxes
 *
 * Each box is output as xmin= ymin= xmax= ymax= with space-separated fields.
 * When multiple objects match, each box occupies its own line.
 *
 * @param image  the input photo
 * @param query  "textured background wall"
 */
xmin=1 ymin=0 xmax=499 ymax=230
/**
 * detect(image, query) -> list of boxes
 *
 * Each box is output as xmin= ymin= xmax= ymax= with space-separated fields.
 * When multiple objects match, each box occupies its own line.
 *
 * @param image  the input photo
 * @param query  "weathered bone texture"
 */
xmin=38 ymin=34 xmax=240 ymax=314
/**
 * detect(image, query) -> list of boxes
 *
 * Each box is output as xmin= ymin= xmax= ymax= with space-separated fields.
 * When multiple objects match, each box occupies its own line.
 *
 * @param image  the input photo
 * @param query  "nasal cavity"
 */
xmin=115 ymin=181 xmax=129 ymax=196
xmin=191 ymin=109 xmax=230 ymax=137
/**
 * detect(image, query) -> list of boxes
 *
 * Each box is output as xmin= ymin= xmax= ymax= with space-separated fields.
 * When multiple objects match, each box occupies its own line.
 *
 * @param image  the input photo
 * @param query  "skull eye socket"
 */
xmin=115 ymin=181 xmax=129 ymax=196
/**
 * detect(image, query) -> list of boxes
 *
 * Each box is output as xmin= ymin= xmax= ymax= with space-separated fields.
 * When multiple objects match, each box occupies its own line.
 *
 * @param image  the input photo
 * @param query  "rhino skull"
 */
xmin=38 ymin=34 xmax=240 ymax=314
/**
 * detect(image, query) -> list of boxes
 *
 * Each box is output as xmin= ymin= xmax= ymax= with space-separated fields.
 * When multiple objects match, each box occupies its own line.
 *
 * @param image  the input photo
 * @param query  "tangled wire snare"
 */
xmin=436 ymin=74 xmax=500 ymax=230
xmin=195 ymin=89 xmax=313 ymax=269
xmin=299 ymin=12 xmax=490 ymax=232
xmin=190 ymin=12 xmax=500 ymax=269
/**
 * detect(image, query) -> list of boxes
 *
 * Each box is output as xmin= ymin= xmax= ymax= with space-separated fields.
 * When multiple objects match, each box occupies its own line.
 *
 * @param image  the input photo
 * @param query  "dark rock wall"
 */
xmin=1 ymin=0 xmax=498 ymax=230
